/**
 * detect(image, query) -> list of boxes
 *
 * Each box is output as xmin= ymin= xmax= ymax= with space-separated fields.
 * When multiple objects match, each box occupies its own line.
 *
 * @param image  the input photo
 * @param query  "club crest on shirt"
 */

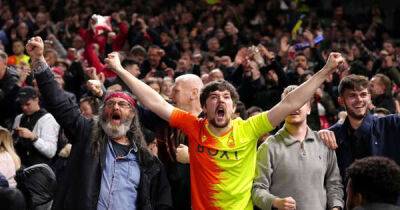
xmin=227 ymin=136 xmax=235 ymax=148
xmin=202 ymin=135 xmax=207 ymax=142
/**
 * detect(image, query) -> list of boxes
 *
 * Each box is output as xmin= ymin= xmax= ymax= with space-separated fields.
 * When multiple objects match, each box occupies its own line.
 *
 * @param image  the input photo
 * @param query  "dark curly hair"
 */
xmin=346 ymin=156 xmax=400 ymax=204
xmin=338 ymin=75 xmax=369 ymax=96
xmin=200 ymin=80 xmax=239 ymax=107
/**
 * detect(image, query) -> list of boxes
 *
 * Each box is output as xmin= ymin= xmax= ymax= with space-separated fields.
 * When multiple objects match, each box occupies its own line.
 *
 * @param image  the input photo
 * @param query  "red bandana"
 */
xmin=104 ymin=92 xmax=136 ymax=108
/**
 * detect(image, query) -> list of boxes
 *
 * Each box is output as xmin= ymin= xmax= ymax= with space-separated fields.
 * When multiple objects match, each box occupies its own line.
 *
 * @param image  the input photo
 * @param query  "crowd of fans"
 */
xmin=1 ymin=0 xmax=400 ymax=209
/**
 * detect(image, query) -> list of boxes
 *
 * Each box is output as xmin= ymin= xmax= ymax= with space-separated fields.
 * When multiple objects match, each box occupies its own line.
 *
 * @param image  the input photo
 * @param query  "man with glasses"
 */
xmin=25 ymin=36 xmax=172 ymax=210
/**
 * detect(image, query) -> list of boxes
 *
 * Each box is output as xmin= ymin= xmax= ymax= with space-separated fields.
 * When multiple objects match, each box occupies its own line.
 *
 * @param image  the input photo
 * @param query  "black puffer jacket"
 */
xmin=34 ymin=65 xmax=172 ymax=210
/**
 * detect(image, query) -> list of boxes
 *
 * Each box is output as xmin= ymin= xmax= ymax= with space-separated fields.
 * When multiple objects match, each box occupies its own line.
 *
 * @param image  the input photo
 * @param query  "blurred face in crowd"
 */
xmin=219 ymin=56 xmax=232 ymax=68
xmin=148 ymin=48 xmax=162 ymax=68
xmin=80 ymin=101 xmax=94 ymax=119
xmin=44 ymin=50 xmax=58 ymax=66
xmin=36 ymin=12 xmax=47 ymax=25
xmin=339 ymin=88 xmax=371 ymax=120
xmin=176 ymin=57 xmax=191 ymax=72
xmin=72 ymin=37 xmax=84 ymax=50
xmin=266 ymin=70 xmax=279 ymax=84
xmin=21 ymin=98 xmax=40 ymax=116
xmin=17 ymin=22 xmax=29 ymax=38
xmin=215 ymin=29 xmax=225 ymax=40
xmin=148 ymin=81 xmax=161 ymax=93
xmin=161 ymin=78 xmax=173 ymax=98
xmin=295 ymin=54 xmax=308 ymax=70
xmin=171 ymin=79 xmax=192 ymax=108
xmin=160 ymin=32 xmax=170 ymax=45
xmin=192 ymin=53 xmax=202 ymax=65
xmin=181 ymin=38 xmax=191 ymax=51
xmin=201 ymin=73 xmax=210 ymax=85
xmin=12 ymin=41 xmax=25 ymax=55
xmin=369 ymin=77 xmax=385 ymax=98
xmin=134 ymin=53 xmax=146 ymax=65
xmin=209 ymin=69 xmax=224 ymax=81
xmin=101 ymin=98 xmax=134 ymax=138
xmin=126 ymin=64 xmax=140 ymax=77
xmin=351 ymin=44 xmax=361 ymax=58
xmin=383 ymin=41 xmax=395 ymax=55
xmin=334 ymin=6 xmax=344 ymax=20
xmin=207 ymin=38 xmax=220 ymax=52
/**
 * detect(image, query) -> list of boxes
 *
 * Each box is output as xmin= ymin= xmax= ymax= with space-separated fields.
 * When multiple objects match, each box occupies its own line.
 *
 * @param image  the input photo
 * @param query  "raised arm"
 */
xmin=26 ymin=36 xmax=88 ymax=143
xmin=105 ymin=52 xmax=174 ymax=121
xmin=267 ymin=52 xmax=344 ymax=127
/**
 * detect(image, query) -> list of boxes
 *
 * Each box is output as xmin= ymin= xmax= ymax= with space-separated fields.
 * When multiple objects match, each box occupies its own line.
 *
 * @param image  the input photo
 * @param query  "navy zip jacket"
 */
xmin=329 ymin=113 xmax=400 ymax=179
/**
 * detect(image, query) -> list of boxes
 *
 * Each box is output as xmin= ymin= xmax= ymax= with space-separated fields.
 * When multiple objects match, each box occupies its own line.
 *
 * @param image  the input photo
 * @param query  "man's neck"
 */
xmin=207 ymin=123 xmax=232 ymax=137
xmin=285 ymin=122 xmax=308 ymax=142
xmin=112 ymin=136 xmax=130 ymax=145
xmin=26 ymin=107 xmax=41 ymax=116
xmin=348 ymin=116 xmax=364 ymax=130
xmin=179 ymin=103 xmax=202 ymax=116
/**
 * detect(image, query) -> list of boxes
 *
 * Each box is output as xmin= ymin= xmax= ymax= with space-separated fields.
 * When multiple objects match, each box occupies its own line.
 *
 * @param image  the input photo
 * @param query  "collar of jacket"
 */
xmin=340 ymin=113 xmax=374 ymax=145
xmin=277 ymin=126 xmax=315 ymax=146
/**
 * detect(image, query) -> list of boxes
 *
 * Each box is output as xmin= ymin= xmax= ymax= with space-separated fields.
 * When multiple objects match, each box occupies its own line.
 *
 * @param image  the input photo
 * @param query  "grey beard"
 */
xmin=100 ymin=117 xmax=133 ymax=138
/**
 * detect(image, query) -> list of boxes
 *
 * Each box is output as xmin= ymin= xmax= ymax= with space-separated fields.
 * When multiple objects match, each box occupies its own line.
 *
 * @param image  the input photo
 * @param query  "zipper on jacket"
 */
xmin=300 ymin=141 xmax=306 ymax=156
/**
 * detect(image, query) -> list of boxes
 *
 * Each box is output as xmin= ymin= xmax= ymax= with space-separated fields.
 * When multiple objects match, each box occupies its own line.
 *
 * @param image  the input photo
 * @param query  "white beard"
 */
xmin=100 ymin=115 xmax=133 ymax=138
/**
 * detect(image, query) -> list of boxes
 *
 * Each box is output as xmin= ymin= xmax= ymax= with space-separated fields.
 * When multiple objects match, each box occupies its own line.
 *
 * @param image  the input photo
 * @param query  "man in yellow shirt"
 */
xmin=103 ymin=49 xmax=344 ymax=209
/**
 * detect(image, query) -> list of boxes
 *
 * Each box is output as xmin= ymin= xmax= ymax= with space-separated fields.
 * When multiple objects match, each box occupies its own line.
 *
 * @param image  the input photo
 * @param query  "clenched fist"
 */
xmin=25 ymin=36 xmax=45 ymax=62
xmin=323 ymin=52 xmax=345 ymax=73
xmin=104 ymin=52 xmax=123 ymax=72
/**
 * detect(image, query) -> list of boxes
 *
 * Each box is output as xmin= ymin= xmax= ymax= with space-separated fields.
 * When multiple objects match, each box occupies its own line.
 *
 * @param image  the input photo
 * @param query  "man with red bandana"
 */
xmin=25 ymin=36 xmax=172 ymax=210
xmin=105 ymin=50 xmax=345 ymax=210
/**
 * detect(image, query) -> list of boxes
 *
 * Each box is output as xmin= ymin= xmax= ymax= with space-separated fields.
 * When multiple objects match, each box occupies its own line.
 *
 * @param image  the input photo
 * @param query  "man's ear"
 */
xmin=202 ymin=104 xmax=207 ymax=114
xmin=190 ymin=88 xmax=199 ymax=100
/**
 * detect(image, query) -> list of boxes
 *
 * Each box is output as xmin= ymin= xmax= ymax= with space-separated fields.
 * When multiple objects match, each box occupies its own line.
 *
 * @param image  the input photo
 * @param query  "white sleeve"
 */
xmin=12 ymin=114 xmax=22 ymax=129
xmin=33 ymin=113 xmax=60 ymax=158
xmin=11 ymin=114 xmax=23 ymax=136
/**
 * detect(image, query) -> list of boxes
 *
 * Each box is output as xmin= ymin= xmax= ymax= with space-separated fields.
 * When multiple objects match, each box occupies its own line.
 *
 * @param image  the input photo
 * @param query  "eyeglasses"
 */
xmin=105 ymin=100 xmax=132 ymax=109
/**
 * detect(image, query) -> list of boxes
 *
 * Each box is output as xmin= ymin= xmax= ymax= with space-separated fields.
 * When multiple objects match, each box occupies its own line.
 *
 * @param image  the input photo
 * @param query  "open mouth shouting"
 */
xmin=215 ymin=105 xmax=226 ymax=121
xmin=111 ymin=112 xmax=122 ymax=125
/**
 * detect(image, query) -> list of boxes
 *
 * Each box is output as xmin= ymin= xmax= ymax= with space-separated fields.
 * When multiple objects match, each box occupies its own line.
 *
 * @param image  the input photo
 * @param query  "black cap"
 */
xmin=16 ymin=86 xmax=38 ymax=104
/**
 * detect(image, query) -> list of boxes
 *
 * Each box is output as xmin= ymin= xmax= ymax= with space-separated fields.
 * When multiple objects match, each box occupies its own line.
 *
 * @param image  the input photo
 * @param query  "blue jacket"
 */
xmin=329 ymin=113 xmax=400 ymax=179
